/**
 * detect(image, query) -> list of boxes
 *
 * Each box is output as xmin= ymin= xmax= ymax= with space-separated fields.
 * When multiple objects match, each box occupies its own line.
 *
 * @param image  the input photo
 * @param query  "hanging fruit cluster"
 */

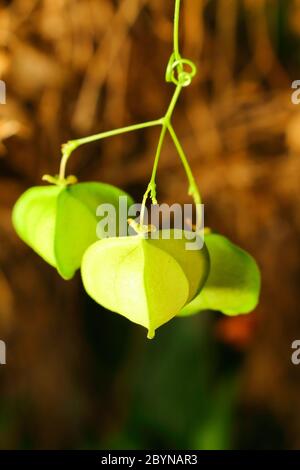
xmin=12 ymin=0 xmax=261 ymax=339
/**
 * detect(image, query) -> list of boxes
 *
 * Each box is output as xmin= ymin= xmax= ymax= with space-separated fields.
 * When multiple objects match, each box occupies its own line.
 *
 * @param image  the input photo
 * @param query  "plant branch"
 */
xmin=140 ymin=122 xmax=168 ymax=223
xmin=59 ymin=118 xmax=163 ymax=181
xmin=58 ymin=0 xmax=201 ymax=227
xmin=167 ymin=122 xmax=201 ymax=207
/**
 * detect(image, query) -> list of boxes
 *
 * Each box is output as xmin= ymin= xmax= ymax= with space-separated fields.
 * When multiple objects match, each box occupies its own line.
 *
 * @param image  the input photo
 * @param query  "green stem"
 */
xmin=174 ymin=0 xmax=181 ymax=61
xmin=168 ymin=123 xmax=201 ymax=225
xmin=150 ymin=124 xmax=168 ymax=194
xmin=140 ymin=123 xmax=168 ymax=223
xmin=57 ymin=0 xmax=201 ymax=230
xmin=139 ymin=83 xmax=182 ymax=223
xmin=59 ymin=118 xmax=163 ymax=180
xmin=173 ymin=0 xmax=184 ymax=81
xmin=165 ymin=84 xmax=183 ymax=121
xmin=167 ymin=123 xmax=200 ymax=203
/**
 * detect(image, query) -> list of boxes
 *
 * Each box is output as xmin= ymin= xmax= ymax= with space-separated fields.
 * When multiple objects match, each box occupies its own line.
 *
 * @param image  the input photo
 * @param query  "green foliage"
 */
xmin=180 ymin=233 xmax=261 ymax=317
xmin=12 ymin=182 xmax=133 ymax=280
xmin=81 ymin=230 xmax=210 ymax=338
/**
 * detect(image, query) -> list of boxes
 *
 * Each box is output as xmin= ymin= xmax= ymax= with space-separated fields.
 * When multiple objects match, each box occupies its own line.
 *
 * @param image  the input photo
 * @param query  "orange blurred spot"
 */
xmin=216 ymin=313 xmax=258 ymax=350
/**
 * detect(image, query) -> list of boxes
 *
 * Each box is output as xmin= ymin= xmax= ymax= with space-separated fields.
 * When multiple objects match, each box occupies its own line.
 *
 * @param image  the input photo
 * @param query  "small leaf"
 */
xmin=12 ymin=182 xmax=134 ymax=279
xmin=179 ymin=233 xmax=261 ymax=317
xmin=81 ymin=230 xmax=210 ymax=338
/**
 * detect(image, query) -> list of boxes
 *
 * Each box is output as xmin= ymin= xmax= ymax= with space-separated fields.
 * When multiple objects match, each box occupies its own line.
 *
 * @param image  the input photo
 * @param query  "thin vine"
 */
xmin=57 ymin=0 xmax=201 ymax=227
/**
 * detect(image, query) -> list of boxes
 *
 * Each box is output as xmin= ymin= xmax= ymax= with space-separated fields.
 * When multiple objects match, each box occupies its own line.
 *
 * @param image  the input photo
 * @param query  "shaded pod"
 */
xmin=179 ymin=233 xmax=261 ymax=317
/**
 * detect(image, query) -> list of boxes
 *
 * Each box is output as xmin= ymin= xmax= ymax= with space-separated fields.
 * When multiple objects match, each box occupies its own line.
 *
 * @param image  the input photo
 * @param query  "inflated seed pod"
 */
xmin=81 ymin=229 xmax=210 ymax=338
xmin=179 ymin=233 xmax=261 ymax=317
xmin=12 ymin=181 xmax=134 ymax=280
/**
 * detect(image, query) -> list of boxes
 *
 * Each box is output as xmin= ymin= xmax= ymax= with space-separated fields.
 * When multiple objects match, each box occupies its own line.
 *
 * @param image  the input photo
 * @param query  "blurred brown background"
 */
xmin=0 ymin=0 xmax=300 ymax=450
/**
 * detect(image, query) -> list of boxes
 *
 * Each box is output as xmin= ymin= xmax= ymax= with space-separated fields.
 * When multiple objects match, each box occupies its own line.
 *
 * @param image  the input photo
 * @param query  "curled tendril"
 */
xmin=165 ymin=53 xmax=197 ymax=87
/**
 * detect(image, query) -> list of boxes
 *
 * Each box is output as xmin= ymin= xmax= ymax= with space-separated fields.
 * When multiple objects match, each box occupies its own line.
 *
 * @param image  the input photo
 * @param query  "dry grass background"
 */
xmin=0 ymin=0 xmax=300 ymax=449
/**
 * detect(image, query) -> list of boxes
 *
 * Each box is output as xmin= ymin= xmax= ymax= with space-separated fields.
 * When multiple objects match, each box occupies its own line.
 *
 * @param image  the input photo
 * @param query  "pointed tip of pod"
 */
xmin=57 ymin=265 xmax=75 ymax=281
xmin=147 ymin=328 xmax=156 ymax=340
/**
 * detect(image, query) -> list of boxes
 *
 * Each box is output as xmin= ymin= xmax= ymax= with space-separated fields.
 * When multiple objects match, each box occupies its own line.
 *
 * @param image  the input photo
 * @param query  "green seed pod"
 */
xmin=179 ymin=233 xmax=261 ymax=317
xmin=12 ymin=180 xmax=134 ymax=280
xmin=81 ymin=229 xmax=210 ymax=338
